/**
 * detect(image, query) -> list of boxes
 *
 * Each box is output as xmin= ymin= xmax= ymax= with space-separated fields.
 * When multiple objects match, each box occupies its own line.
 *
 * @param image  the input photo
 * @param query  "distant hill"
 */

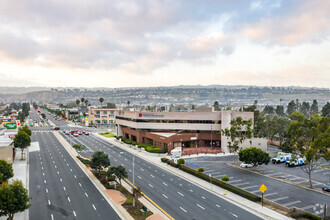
xmin=0 ymin=87 xmax=50 ymax=94
xmin=4 ymin=90 xmax=65 ymax=103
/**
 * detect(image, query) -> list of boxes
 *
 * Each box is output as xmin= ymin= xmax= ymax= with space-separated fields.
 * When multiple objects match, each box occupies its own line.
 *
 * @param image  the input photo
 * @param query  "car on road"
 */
xmin=65 ymin=131 xmax=70 ymax=135
xmin=285 ymin=158 xmax=305 ymax=167
xmin=322 ymin=183 xmax=330 ymax=192
xmin=85 ymin=132 xmax=89 ymax=135
xmin=55 ymin=127 xmax=60 ymax=130
xmin=240 ymin=163 xmax=254 ymax=168
xmin=272 ymin=154 xmax=291 ymax=164
xmin=73 ymin=133 xmax=79 ymax=137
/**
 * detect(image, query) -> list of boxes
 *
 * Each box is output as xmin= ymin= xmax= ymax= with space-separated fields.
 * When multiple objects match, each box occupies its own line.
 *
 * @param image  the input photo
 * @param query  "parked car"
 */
xmin=54 ymin=127 xmax=60 ymax=130
xmin=65 ymin=131 xmax=70 ymax=135
xmin=272 ymin=154 xmax=291 ymax=164
xmin=240 ymin=163 xmax=254 ymax=168
xmin=322 ymin=183 xmax=330 ymax=192
xmin=285 ymin=158 xmax=305 ymax=167
xmin=73 ymin=133 xmax=79 ymax=137
xmin=85 ymin=132 xmax=89 ymax=135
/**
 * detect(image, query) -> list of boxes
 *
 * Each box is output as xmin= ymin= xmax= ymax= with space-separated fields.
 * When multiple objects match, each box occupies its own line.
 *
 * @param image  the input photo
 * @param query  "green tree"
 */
xmin=19 ymin=125 xmax=31 ymax=136
xmin=287 ymin=100 xmax=296 ymax=115
xmin=106 ymin=102 xmax=117 ymax=108
xmin=300 ymin=101 xmax=310 ymax=117
xmin=41 ymin=113 xmax=46 ymax=119
xmin=197 ymin=167 xmax=204 ymax=173
xmin=238 ymin=147 xmax=270 ymax=169
xmin=99 ymin=98 xmax=104 ymax=108
xmin=127 ymin=101 xmax=130 ymax=106
xmin=213 ymin=101 xmax=220 ymax=111
xmin=113 ymin=165 xmax=128 ymax=185
xmin=13 ymin=131 xmax=31 ymax=160
xmin=177 ymin=158 xmax=185 ymax=166
xmin=263 ymin=106 xmax=274 ymax=115
xmin=76 ymin=99 xmax=80 ymax=107
xmin=72 ymin=144 xmax=85 ymax=151
xmin=80 ymin=98 xmax=85 ymax=108
xmin=17 ymin=112 xmax=25 ymax=123
xmin=0 ymin=160 xmax=13 ymax=185
xmin=288 ymin=113 xmax=329 ymax=188
xmin=222 ymin=117 xmax=253 ymax=152
xmin=84 ymin=100 xmax=89 ymax=108
xmin=0 ymin=180 xmax=32 ymax=220
xmin=321 ymin=102 xmax=330 ymax=117
xmin=310 ymin=100 xmax=318 ymax=116
xmin=90 ymin=151 xmax=110 ymax=176
xmin=107 ymin=166 xmax=116 ymax=177
xmin=275 ymin=105 xmax=285 ymax=116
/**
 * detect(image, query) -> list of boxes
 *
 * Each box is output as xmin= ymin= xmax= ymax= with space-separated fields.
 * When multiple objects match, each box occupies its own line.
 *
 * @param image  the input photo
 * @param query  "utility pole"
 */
xmin=133 ymin=156 xmax=135 ymax=207
xmin=211 ymin=125 xmax=213 ymax=149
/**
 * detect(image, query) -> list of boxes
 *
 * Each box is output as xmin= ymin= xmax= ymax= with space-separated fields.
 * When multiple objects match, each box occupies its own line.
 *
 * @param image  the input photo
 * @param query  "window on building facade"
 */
xmin=96 ymin=111 xmax=100 ymax=114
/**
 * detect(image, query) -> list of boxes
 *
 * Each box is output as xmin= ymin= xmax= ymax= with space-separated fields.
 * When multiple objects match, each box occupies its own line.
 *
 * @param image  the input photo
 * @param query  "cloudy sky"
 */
xmin=0 ymin=0 xmax=329 ymax=88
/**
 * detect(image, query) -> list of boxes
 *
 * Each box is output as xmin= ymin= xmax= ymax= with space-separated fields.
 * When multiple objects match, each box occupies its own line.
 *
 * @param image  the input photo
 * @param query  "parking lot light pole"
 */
xmin=210 ymin=174 xmax=212 ymax=191
xmin=133 ymin=156 xmax=135 ymax=207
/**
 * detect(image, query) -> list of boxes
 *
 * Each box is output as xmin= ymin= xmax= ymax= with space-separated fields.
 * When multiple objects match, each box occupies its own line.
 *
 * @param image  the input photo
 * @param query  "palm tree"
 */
xmin=76 ymin=100 xmax=80 ymax=107
xmin=99 ymin=98 xmax=104 ymax=108
xmin=80 ymin=98 xmax=85 ymax=108
xmin=127 ymin=101 xmax=130 ymax=106
xmin=84 ymin=100 xmax=89 ymax=108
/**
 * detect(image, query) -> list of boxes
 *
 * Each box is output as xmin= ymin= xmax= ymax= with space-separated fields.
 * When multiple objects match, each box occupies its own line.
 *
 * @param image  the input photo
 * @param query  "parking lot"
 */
xmin=185 ymin=156 xmax=330 ymax=216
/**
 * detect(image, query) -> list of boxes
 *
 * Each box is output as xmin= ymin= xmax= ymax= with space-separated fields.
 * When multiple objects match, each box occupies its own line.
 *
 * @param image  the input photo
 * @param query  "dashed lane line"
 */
xmin=197 ymin=204 xmax=205 ymax=210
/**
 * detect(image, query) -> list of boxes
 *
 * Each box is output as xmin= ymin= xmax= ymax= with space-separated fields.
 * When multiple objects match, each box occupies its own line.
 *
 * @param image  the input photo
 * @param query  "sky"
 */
xmin=0 ymin=0 xmax=329 ymax=88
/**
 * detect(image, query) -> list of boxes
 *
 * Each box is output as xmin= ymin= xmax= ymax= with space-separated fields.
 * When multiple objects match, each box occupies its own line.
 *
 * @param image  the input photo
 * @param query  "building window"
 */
xmin=109 ymin=115 xmax=114 ymax=118
xmin=103 ymin=111 xmax=107 ymax=114
xmin=96 ymin=115 xmax=100 ymax=118
xmin=154 ymin=141 xmax=162 ymax=147
xmin=96 ymin=111 xmax=100 ymax=114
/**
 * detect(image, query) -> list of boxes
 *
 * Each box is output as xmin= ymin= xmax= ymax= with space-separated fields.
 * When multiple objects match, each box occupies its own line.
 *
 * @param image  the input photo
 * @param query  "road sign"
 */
xmin=6 ymin=123 xmax=17 ymax=129
xmin=259 ymin=184 xmax=267 ymax=193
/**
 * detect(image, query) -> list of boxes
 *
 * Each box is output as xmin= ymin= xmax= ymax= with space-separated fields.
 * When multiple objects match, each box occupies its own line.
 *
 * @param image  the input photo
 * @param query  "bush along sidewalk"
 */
xmin=115 ymin=136 xmax=167 ymax=154
xmin=160 ymin=158 xmax=325 ymax=220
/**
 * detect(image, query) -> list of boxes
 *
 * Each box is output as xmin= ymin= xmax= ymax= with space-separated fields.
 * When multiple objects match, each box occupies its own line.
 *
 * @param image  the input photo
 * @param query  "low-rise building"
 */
xmin=115 ymin=109 xmax=255 ymax=154
xmin=88 ymin=109 xmax=118 ymax=126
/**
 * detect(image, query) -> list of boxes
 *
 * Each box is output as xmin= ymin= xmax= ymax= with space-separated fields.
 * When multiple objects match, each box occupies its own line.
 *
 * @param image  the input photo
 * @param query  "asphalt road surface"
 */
xmin=58 ymin=131 xmax=263 ymax=220
xmin=29 ymin=130 xmax=121 ymax=220
xmin=185 ymin=156 xmax=330 ymax=216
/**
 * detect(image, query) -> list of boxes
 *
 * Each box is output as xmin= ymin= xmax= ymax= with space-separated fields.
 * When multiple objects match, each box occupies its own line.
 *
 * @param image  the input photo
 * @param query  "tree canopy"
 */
xmin=0 ymin=160 xmax=13 ymax=185
xmin=90 ymin=151 xmax=110 ymax=175
xmin=19 ymin=125 xmax=31 ymax=137
xmin=0 ymin=180 xmax=31 ymax=220
xmin=238 ymin=147 xmax=270 ymax=167
xmin=13 ymin=131 xmax=31 ymax=160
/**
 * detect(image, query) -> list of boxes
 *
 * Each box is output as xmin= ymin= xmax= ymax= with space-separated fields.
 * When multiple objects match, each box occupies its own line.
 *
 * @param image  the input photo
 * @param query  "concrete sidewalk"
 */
xmin=0 ymin=150 xmax=29 ymax=220
xmin=95 ymin=134 xmax=293 ymax=220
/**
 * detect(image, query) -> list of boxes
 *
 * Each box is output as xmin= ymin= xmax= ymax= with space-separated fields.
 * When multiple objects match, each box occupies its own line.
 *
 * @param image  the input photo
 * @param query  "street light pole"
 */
xmin=211 ymin=125 xmax=213 ymax=149
xmin=210 ymin=174 xmax=212 ymax=191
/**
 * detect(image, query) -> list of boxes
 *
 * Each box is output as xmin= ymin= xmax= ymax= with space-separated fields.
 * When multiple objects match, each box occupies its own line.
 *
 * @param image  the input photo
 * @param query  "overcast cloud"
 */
xmin=0 ymin=0 xmax=329 ymax=88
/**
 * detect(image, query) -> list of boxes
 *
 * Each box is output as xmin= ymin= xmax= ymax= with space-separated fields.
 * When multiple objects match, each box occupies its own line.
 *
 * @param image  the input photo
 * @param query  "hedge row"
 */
xmin=302 ymin=212 xmax=322 ymax=220
xmin=116 ymin=136 xmax=167 ymax=153
xmin=77 ymin=156 xmax=91 ymax=166
xmin=161 ymin=158 xmax=261 ymax=202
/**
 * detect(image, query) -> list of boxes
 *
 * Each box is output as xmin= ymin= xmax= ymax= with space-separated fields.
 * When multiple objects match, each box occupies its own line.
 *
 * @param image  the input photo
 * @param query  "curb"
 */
xmin=94 ymin=134 xmax=292 ymax=220
xmin=26 ymin=148 xmax=30 ymax=220
xmin=53 ymin=132 xmax=128 ymax=220
xmin=227 ymin=163 xmax=330 ymax=196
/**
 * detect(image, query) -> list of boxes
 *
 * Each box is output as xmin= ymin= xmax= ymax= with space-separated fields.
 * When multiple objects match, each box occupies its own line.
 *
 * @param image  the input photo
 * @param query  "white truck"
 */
xmin=285 ymin=157 xmax=305 ymax=167
xmin=272 ymin=154 xmax=291 ymax=164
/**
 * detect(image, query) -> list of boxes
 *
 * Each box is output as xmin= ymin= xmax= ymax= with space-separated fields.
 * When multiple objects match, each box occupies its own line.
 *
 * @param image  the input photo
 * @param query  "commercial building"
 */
xmin=88 ymin=109 xmax=118 ymax=126
xmin=115 ymin=109 xmax=255 ymax=154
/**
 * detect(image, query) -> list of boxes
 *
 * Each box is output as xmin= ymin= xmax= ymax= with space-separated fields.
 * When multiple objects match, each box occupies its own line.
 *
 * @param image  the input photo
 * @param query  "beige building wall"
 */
xmin=0 ymin=146 xmax=13 ymax=164
xmin=88 ymin=109 xmax=118 ymax=125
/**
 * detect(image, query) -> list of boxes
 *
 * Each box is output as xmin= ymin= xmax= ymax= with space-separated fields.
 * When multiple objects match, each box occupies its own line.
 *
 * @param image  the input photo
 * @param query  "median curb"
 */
xmin=53 ymin=132 xmax=129 ymax=220
xmin=227 ymin=162 xmax=330 ymax=196
xmin=94 ymin=133 xmax=292 ymax=220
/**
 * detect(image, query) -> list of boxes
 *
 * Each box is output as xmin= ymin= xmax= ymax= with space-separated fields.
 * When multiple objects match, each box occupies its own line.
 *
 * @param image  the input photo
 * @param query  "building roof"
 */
xmin=150 ymin=132 xmax=177 ymax=138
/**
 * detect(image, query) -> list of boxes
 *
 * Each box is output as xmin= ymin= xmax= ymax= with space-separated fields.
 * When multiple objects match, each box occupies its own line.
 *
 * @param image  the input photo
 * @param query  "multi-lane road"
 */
xmin=39 ymin=109 xmax=264 ymax=220
xmin=29 ymin=110 xmax=121 ymax=220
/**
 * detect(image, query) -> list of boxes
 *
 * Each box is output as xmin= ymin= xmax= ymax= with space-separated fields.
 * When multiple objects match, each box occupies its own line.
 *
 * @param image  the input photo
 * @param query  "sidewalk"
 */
xmin=0 ymin=150 xmax=29 ymax=220
xmin=95 ymin=134 xmax=293 ymax=220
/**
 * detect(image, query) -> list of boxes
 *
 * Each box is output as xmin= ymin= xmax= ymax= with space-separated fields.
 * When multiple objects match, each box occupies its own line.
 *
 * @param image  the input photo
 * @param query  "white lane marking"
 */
xmin=70 ymin=169 xmax=73 ymax=172
xmin=140 ymin=168 xmax=144 ymax=171
xmin=178 ymin=192 xmax=184 ymax=196
xmin=313 ymin=169 xmax=324 ymax=173
xmin=85 ymin=192 xmax=88 ymax=197
xmin=129 ymin=169 xmax=132 ymax=172
xmin=234 ymin=182 xmax=249 ymax=186
xmin=229 ymin=179 xmax=242 ymax=183
xmin=67 ymin=163 xmax=69 ymax=166
xmin=202 ymin=196 xmax=206 ymax=199
xmin=48 ymin=200 xmax=51 ymax=205
xmin=197 ymin=204 xmax=205 ymax=210
xmin=179 ymin=183 xmax=182 ymax=186
xmin=282 ymin=200 xmax=301 ymax=207
xmin=170 ymin=178 xmax=173 ymax=181
xmin=63 ymin=186 xmax=66 ymax=191
xmin=67 ymin=197 xmax=70 ymax=202
xmin=230 ymin=212 xmax=238 ymax=218
xmin=216 ymin=204 xmax=220 ymax=207
xmin=190 ymin=189 xmax=193 ymax=192
xmin=43 ymin=173 xmax=45 ymax=176
xmin=150 ymin=174 xmax=154 ymax=178
xmin=264 ymin=192 xmax=278 ymax=197
xmin=41 ymin=167 xmax=44 ymax=170
xmin=138 ymin=176 xmax=142 ymax=179
xmin=74 ymin=175 xmax=77 ymax=179
xmin=180 ymin=207 xmax=187 ymax=212
xmin=250 ymin=190 xmax=260 ymax=193
xmin=125 ymin=159 xmax=128 ymax=161
xmin=54 ymin=165 xmax=57 ymax=169
xmin=162 ymin=194 xmax=168 ymax=198
xmin=272 ymin=196 xmax=289 ymax=202
xmin=241 ymin=185 xmax=258 ymax=190
xmin=162 ymin=182 xmax=168 ymax=186
xmin=57 ymin=171 xmax=59 ymax=175
xmin=149 ymin=184 xmax=154 ymax=188
xmin=46 ymin=188 xmax=48 ymax=193
xmin=301 ymin=205 xmax=314 ymax=210
xmin=60 ymin=178 xmax=62 ymax=182
xmin=44 ymin=180 xmax=47 ymax=184
xmin=51 ymin=214 xmax=54 ymax=220
xmin=73 ymin=211 xmax=76 ymax=217
xmin=79 ymin=183 xmax=82 ymax=187
xmin=92 ymin=204 xmax=96 ymax=210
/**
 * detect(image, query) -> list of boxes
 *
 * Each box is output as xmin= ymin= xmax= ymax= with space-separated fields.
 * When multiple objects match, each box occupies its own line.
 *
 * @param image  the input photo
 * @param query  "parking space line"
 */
xmin=263 ymin=192 xmax=278 ymax=197
xmin=282 ymin=201 xmax=301 ymax=207
xmin=271 ymin=196 xmax=289 ymax=202
xmin=301 ymin=205 xmax=314 ymax=210
xmin=292 ymin=179 xmax=308 ymax=183
xmin=241 ymin=185 xmax=258 ymax=190
xmin=250 ymin=190 xmax=260 ymax=193
xmin=287 ymin=177 xmax=301 ymax=181
xmin=234 ymin=182 xmax=249 ymax=187
xmin=313 ymin=169 xmax=324 ymax=173
xmin=229 ymin=180 xmax=241 ymax=184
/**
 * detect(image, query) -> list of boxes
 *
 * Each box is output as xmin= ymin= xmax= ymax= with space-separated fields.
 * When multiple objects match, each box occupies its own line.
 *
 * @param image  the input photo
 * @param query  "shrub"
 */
xmin=221 ymin=176 xmax=229 ymax=182
xmin=132 ymin=142 xmax=137 ymax=145
xmin=177 ymin=158 xmax=185 ymax=166
xmin=77 ymin=156 xmax=91 ymax=166
xmin=197 ymin=167 xmax=204 ymax=173
xmin=161 ymin=158 xmax=169 ymax=163
xmin=106 ymin=184 xmax=114 ymax=189
xmin=303 ymin=212 xmax=322 ymax=220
